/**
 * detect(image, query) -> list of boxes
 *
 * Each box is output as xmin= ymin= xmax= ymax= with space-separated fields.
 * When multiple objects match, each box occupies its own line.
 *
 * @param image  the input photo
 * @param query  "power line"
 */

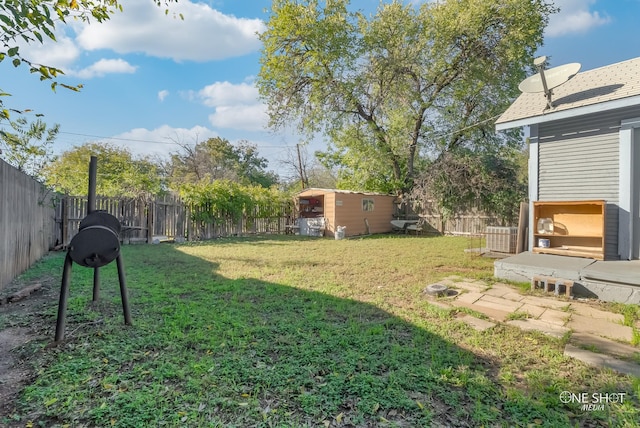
xmin=57 ymin=131 xmax=294 ymax=150
xmin=430 ymin=114 xmax=502 ymax=140
xmin=59 ymin=131 xmax=178 ymax=145
xmin=57 ymin=112 xmax=502 ymax=153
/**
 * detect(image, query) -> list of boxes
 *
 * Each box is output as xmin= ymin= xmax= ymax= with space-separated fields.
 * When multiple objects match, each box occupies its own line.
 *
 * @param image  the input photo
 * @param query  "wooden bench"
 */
xmin=531 ymin=275 xmax=574 ymax=297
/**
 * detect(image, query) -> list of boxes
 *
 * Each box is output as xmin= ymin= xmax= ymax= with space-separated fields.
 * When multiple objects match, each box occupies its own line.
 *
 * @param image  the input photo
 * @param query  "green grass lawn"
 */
xmin=2 ymin=235 xmax=638 ymax=427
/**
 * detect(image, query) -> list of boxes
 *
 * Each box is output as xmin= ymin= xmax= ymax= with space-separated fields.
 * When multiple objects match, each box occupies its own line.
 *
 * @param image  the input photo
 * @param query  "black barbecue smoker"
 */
xmin=55 ymin=156 xmax=132 ymax=342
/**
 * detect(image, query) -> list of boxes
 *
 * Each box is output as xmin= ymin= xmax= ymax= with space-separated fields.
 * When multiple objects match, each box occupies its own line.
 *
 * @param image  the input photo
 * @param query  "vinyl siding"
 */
xmin=538 ymin=113 xmax=619 ymax=259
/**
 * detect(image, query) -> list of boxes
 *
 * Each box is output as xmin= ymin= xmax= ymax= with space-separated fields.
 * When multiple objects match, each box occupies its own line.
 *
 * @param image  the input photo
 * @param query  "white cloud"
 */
xmin=14 ymin=1 xmax=264 ymax=78
xmin=70 ymin=58 xmax=137 ymax=79
xmin=195 ymin=81 xmax=268 ymax=131
xmin=16 ymin=30 xmax=81 ymax=70
xmin=198 ymin=81 xmax=259 ymax=107
xmin=75 ymin=1 xmax=265 ymax=62
xmin=158 ymin=90 xmax=170 ymax=102
xmin=208 ymin=103 xmax=268 ymax=131
xmin=546 ymin=0 xmax=611 ymax=37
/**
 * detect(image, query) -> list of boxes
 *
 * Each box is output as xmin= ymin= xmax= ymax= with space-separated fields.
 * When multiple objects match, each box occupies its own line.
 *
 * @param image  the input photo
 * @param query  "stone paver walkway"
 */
xmin=427 ymin=276 xmax=640 ymax=377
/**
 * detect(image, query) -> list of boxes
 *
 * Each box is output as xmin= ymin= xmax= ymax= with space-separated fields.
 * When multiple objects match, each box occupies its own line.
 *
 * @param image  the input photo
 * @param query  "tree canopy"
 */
xmin=0 ymin=117 xmax=58 ymax=179
xmin=167 ymin=137 xmax=278 ymax=190
xmin=42 ymin=142 xmax=164 ymax=198
xmin=257 ymin=0 xmax=555 ymax=194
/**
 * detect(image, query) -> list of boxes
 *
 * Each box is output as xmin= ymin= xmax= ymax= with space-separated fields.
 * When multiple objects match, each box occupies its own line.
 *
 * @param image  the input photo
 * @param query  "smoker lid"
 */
xmin=79 ymin=211 xmax=122 ymax=235
xmin=69 ymin=225 xmax=120 ymax=268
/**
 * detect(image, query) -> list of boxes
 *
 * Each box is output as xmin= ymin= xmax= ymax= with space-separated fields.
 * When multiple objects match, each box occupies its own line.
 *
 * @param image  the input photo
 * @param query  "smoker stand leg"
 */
xmin=55 ymin=253 xmax=74 ymax=342
xmin=116 ymin=255 xmax=132 ymax=325
xmin=92 ymin=267 xmax=100 ymax=302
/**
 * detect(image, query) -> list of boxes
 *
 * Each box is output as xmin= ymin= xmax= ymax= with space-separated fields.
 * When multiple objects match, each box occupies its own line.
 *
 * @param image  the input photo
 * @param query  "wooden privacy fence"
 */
xmin=60 ymin=194 xmax=294 ymax=245
xmin=395 ymin=200 xmax=512 ymax=235
xmin=0 ymin=159 xmax=60 ymax=291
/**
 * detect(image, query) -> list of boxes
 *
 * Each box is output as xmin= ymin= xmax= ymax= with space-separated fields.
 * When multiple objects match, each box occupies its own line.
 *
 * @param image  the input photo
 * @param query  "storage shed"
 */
xmin=294 ymin=188 xmax=397 ymax=238
xmin=496 ymin=56 xmax=640 ymax=260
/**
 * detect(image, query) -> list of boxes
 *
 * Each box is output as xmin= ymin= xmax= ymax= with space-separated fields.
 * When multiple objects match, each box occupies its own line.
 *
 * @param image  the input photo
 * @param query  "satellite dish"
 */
xmin=518 ymin=56 xmax=581 ymax=110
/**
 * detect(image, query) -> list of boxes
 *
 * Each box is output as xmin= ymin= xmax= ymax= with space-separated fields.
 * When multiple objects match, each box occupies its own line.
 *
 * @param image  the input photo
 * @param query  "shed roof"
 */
xmin=496 ymin=57 xmax=640 ymax=130
xmin=297 ymin=188 xmax=394 ymax=198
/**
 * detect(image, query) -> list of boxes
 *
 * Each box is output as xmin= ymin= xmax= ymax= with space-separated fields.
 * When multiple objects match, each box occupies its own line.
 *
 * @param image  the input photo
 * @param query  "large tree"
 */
xmin=0 ymin=117 xmax=58 ymax=179
xmin=0 ymin=0 xmax=177 ymax=119
xmin=168 ymin=137 xmax=278 ymax=189
xmin=257 ymin=0 xmax=554 ymax=194
xmin=42 ymin=142 xmax=163 ymax=197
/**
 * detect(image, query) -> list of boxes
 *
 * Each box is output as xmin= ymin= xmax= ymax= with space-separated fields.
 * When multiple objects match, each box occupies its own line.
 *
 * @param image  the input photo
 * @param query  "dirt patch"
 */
xmin=0 ymin=280 xmax=57 ymax=420
xmin=0 ymin=328 xmax=33 ymax=408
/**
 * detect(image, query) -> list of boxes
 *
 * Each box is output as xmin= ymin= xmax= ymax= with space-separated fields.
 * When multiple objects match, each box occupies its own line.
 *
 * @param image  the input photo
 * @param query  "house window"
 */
xmin=362 ymin=198 xmax=374 ymax=212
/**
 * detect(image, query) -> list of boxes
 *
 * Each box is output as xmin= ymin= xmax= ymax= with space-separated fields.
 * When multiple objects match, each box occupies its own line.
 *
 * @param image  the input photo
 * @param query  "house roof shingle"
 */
xmin=496 ymin=57 xmax=640 ymax=130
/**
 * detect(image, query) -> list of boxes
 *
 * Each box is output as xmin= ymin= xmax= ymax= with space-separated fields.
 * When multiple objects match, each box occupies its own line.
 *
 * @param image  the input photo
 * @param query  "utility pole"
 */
xmin=296 ymin=143 xmax=307 ymax=190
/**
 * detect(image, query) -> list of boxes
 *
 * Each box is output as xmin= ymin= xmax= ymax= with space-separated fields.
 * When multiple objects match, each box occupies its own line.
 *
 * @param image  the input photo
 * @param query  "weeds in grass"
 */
xmin=560 ymin=304 xmax=573 ymax=313
xmin=609 ymin=303 xmax=640 ymax=327
xmin=606 ymin=303 xmax=640 ymax=346
xmin=505 ymin=311 xmax=530 ymax=321
xmin=581 ymin=343 xmax=600 ymax=353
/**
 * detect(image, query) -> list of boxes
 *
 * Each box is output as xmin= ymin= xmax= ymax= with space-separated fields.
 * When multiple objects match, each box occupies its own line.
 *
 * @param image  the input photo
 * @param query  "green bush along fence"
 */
xmin=59 ymin=194 xmax=295 ymax=245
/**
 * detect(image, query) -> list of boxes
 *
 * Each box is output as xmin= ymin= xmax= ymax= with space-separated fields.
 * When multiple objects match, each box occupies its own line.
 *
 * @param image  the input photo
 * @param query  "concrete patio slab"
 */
xmin=570 ymin=332 xmax=640 ymax=359
xmin=446 ymin=277 xmax=638 ymax=353
xmin=455 ymin=291 xmax=484 ymax=305
xmin=451 ymin=300 xmax=511 ymax=322
xmin=506 ymin=319 xmax=570 ymax=338
xmin=494 ymin=252 xmax=594 ymax=283
xmin=520 ymin=295 xmax=571 ymax=310
xmin=582 ymin=260 xmax=640 ymax=286
xmin=577 ymin=279 xmax=640 ymax=305
xmin=483 ymin=283 xmax=515 ymax=297
xmin=519 ymin=303 xmax=546 ymax=318
xmin=458 ymin=315 xmax=496 ymax=332
xmin=502 ymin=292 xmax=526 ymax=302
xmin=539 ymin=308 xmax=571 ymax=326
xmin=483 ymin=287 xmax=511 ymax=298
xmin=494 ymin=252 xmax=640 ymax=304
xmin=568 ymin=314 xmax=634 ymax=342
xmin=569 ymin=305 xmax=625 ymax=323
xmin=476 ymin=295 xmax=524 ymax=312
xmin=564 ymin=344 xmax=640 ymax=377
xmin=474 ymin=296 xmax=524 ymax=313
xmin=450 ymin=281 xmax=489 ymax=293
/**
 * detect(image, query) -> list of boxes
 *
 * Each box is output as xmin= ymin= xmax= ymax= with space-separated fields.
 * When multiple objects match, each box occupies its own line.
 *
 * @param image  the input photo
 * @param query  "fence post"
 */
xmin=186 ymin=206 xmax=192 ymax=241
xmin=146 ymin=199 xmax=154 ymax=244
xmin=516 ymin=201 xmax=529 ymax=253
xmin=62 ymin=196 xmax=69 ymax=247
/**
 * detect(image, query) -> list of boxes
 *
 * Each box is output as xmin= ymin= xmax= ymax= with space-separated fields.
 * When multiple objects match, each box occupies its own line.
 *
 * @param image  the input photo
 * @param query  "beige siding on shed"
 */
xmin=332 ymin=194 xmax=394 ymax=237
xmin=297 ymin=189 xmax=395 ymax=237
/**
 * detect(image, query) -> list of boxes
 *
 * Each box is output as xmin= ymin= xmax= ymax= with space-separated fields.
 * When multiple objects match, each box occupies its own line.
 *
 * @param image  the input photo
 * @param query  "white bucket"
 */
xmin=335 ymin=226 xmax=346 ymax=240
xmin=538 ymin=238 xmax=550 ymax=248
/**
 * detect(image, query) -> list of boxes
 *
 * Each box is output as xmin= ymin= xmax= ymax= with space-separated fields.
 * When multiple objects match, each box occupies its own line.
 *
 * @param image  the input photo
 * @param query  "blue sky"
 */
xmin=3 ymin=0 xmax=640 ymax=180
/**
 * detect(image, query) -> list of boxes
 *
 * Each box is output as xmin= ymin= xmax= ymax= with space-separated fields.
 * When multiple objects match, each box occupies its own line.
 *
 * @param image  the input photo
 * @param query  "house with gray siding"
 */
xmin=496 ymin=57 xmax=640 ymax=261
